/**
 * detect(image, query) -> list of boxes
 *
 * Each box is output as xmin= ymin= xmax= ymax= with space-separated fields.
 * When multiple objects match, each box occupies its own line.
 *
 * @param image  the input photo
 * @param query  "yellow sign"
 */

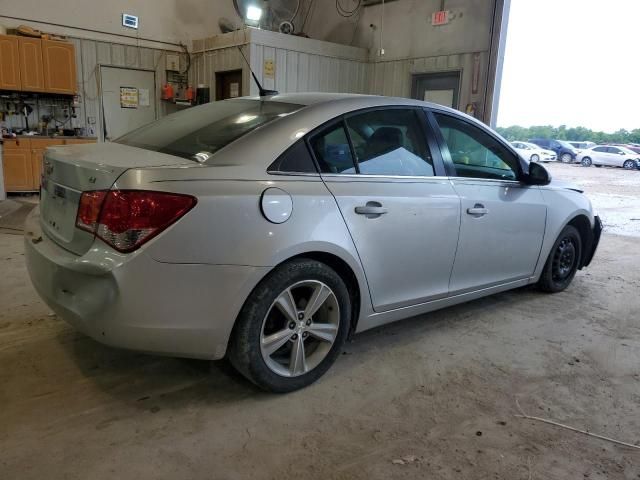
xmin=120 ymin=86 xmax=138 ymax=109
xmin=264 ymin=59 xmax=275 ymax=79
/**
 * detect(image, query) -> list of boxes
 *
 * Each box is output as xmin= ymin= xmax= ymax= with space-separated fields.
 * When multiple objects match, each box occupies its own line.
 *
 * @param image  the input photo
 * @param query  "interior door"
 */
xmin=100 ymin=67 xmax=156 ymax=141
xmin=309 ymin=108 xmax=460 ymax=312
xmin=431 ymin=111 xmax=546 ymax=294
xmin=412 ymin=71 xmax=461 ymax=109
xmin=216 ymin=69 xmax=243 ymax=100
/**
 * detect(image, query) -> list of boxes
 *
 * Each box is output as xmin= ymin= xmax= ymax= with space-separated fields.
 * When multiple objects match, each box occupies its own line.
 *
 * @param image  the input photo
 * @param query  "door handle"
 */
xmin=355 ymin=201 xmax=388 ymax=218
xmin=466 ymin=204 xmax=488 ymax=217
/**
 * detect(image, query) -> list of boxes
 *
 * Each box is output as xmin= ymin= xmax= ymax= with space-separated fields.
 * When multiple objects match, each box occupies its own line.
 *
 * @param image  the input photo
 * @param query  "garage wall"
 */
xmin=0 ymin=0 xmax=239 ymax=46
xmin=192 ymin=28 xmax=370 ymax=98
xmin=369 ymin=51 xmax=489 ymax=116
xmin=72 ymin=39 xmax=174 ymax=140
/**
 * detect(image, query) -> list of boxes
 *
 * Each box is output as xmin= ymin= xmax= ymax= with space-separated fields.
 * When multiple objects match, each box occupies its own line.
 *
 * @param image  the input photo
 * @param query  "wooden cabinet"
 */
xmin=18 ymin=37 xmax=45 ymax=92
xmin=30 ymin=138 xmax=64 ymax=189
xmin=0 ymin=35 xmax=21 ymax=91
xmin=3 ymin=137 xmax=96 ymax=192
xmin=42 ymin=39 xmax=76 ymax=95
xmin=3 ymin=139 xmax=32 ymax=191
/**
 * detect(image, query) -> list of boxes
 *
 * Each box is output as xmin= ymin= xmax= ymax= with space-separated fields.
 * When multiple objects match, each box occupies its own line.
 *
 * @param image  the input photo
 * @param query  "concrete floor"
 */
xmin=1 ymin=165 xmax=640 ymax=479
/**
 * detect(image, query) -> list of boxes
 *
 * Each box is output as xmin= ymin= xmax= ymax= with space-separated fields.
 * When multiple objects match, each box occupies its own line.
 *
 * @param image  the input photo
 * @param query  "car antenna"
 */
xmin=237 ymin=46 xmax=278 ymax=98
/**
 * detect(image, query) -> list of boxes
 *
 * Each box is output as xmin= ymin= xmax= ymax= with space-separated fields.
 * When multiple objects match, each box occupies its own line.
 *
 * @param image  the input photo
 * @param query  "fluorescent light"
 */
xmin=246 ymin=5 xmax=263 ymax=21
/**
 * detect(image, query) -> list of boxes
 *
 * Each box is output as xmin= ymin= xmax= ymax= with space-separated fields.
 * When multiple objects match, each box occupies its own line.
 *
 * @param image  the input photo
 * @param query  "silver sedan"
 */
xmin=24 ymin=93 xmax=602 ymax=392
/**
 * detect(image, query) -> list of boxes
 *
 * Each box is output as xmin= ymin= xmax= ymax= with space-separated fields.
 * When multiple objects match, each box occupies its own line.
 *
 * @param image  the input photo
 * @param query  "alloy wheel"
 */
xmin=581 ymin=157 xmax=592 ymax=167
xmin=260 ymin=280 xmax=340 ymax=377
xmin=623 ymin=160 xmax=635 ymax=170
xmin=561 ymin=153 xmax=572 ymax=163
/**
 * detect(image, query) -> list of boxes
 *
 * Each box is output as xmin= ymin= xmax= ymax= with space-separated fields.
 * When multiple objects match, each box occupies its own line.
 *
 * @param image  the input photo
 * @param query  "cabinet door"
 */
xmin=0 ymin=35 xmax=21 ymax=91
xmin=18 ymin=37 xmax=45 ymax=92
xmin=30 ymin=149 xmax=44 ymax=190
xmin=42 ymin=40 xmax=76 ymax=94
xmin=3 ymin=149 xmax=33 ymax=191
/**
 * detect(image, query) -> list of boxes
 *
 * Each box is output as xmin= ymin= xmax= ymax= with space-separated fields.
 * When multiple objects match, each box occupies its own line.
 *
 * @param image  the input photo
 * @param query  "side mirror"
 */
xmin=525 ymin=161 xmax=551 ymax=185
xmin=620 ymin=151 xmax=626 ymax=155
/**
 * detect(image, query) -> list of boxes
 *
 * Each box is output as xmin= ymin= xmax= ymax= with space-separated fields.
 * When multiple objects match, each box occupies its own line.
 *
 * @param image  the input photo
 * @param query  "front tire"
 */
xmin=537 ymin=225 xmax=582 ymax=293
xmin=581 ymin=157 xmax=592 ymax=167
xmin=561 ymin=153 xmax=573 ymax=163
xmin=623 ymin=160 xmax=635 ymax=170
xmin=530 ymin=154 xmax=540 ymax=163
xmin=228 ymin=259 xmax=351 ymax=392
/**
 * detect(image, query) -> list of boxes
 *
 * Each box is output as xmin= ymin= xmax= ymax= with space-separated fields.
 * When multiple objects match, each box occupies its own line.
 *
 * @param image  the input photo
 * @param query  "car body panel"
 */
xmin=321 ymin=174 xmax=460 ymax=312
xmin=448 ymin=178 xmax=547 ymax=293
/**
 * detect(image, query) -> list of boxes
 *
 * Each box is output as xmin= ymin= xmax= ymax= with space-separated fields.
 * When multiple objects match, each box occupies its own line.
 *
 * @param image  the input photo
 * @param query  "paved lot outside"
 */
xmin=1 ymin=163 xmax=639 ymax=479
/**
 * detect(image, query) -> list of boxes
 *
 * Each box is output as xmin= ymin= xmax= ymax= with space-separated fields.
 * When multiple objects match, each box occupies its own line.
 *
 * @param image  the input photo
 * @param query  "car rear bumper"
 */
xmin=24 ymin=208 xmax=269 ymax=360
xmin=583 ymin=215 xmax=602 ymax=268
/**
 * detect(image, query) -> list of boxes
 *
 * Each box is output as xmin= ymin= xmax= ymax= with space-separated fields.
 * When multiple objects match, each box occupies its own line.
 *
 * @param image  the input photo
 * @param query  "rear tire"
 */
xmin=581 ymin=157 xmax=592 ymax=167
xmin=623 ymin=160 xmax=635 ymax=170
xmin=228 ymin=259 xmax=351 ymax=393
xmin=537 ymin=225 xmax=582 ymax=293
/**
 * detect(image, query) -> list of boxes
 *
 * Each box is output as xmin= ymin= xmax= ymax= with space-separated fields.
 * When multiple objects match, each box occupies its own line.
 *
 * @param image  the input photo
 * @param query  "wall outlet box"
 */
xmin=166 ymin=54 xmax=180 ymax=72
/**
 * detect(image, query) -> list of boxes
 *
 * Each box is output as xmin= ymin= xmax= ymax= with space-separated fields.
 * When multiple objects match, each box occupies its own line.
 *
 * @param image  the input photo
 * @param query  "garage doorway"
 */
xmin=411 ymin=71 xmax=461 ymax=109
xmin=216 ymin=70 xmax=243 ymax=100
xmin=100 ymin=66 xmax=156 ymax=141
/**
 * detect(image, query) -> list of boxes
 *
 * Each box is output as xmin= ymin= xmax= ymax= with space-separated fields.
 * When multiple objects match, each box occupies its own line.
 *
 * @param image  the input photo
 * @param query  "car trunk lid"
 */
xmin=40 ymin=142 xmax=195 ymax=255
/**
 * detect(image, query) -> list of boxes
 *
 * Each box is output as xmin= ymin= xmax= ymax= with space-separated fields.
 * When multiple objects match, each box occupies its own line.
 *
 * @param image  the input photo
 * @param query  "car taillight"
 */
xmin=75 ymin=190 xmax=196 ymax=253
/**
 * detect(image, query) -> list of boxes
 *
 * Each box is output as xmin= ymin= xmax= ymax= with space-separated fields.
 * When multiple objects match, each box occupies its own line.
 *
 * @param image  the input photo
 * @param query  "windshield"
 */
xmin=618 ymin=146 xmax=637 ymax=155
xmin=116 ymin=100 xmax=303 ymax=162
xmin=557 ymin=140 xmax=574 ymax=148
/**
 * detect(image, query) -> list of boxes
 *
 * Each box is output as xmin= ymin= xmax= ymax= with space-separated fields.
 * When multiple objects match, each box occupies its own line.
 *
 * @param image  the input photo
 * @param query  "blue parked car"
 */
xmin=529 ymin=138 xmax=579 ymax=163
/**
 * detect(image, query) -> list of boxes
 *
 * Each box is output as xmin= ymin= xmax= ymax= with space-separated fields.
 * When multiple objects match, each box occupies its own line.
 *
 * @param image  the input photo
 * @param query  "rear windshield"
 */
xmin=116 ymin=99 xmax=303 ymax=162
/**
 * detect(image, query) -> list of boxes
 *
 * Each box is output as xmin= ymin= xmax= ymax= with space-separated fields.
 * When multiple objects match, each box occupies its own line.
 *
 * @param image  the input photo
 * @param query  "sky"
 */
xmin=497 ymin=0 xmax=640 ymax=132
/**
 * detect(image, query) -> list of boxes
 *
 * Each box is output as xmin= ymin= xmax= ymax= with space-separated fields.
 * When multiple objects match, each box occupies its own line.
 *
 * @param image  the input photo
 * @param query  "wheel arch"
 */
xmin=285 ymin=251 xmax=362 ymax=336
xmin=567 ymin=214 xmax=593 ymax=269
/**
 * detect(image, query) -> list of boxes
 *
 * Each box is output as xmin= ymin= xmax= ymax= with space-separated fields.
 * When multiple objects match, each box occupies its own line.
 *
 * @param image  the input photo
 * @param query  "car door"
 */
xmin=309 ymin=107 xmax=461 ymax=312
xmin=606 ymin=147 xmax=625 ymax=166
xmin=429 ymin=110 xmax=547 ymax=294
xmin=590 ymin=146 xmax=608 ymax=165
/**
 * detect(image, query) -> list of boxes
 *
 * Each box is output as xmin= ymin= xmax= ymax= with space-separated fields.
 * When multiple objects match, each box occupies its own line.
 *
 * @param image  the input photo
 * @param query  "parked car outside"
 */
xmin=568 ymin=141 xmax=596 ymax=152
xmin=577 ymin=145 xmax=640 ymax=169
xmin=529 ymin=138 xmax=579 ymax=163
xmin=613 ymin=143 xmax=640 ymax=155
xmin=511 ymin=141 xmax=557 ymax=162
xmin=24 ymin=93 xmax=602 ymax=392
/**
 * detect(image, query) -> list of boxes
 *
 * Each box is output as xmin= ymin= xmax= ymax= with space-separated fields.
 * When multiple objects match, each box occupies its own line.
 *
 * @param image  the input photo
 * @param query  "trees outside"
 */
xmin=496 ymin=125 xmax=640 ymax=144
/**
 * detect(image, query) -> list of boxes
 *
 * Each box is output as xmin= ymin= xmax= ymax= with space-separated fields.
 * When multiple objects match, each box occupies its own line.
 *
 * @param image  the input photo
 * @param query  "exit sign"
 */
xmin=432 ymin=10 xmax=450 ymax=26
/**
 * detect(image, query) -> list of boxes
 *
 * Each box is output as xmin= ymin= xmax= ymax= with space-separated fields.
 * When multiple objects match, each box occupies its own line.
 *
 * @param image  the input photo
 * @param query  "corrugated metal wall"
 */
xmin=69 ymin=38 xmax=176 ymax=139
xmin=191 ymin=44 xmax=369 ymax=98
xmin=368 ymin=51 xmax=490 ymax=115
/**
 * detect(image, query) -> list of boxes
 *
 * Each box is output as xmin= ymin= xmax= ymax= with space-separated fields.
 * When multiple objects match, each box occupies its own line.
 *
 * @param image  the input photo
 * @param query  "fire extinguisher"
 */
xmin=185 ymin=85 xmax=195 ymax=103
xmin=162 ymin=83 xmax=174 ymax=101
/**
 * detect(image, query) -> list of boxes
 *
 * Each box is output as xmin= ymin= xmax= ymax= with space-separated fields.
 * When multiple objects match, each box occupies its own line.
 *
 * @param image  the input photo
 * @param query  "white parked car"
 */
xmin=577 ymin=145 xmax=640 ymax=169
xmin=511 ymin=141 xmax=556 ymax=162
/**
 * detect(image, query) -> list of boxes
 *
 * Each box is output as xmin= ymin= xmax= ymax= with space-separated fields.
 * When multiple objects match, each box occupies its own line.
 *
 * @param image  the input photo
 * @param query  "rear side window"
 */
xmin=310 ymin=123 xmax=357 ymax=173
xmin=116 ymin=99 xmax=302 ymax=162
xmin=345 ymin=109 xmax=434 ymax=176
xmin=593 ymin=146 xmax=607 ymax=152
xmin=268 ymin=140 xmax=317 ymax=174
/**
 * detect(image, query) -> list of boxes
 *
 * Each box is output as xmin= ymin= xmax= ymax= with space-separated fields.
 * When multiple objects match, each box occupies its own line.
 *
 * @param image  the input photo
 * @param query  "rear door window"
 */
xmin=309 ymin=123 xmax=357 ymax=173
xmin=344 ymin=109 xmax=434 ymax=176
